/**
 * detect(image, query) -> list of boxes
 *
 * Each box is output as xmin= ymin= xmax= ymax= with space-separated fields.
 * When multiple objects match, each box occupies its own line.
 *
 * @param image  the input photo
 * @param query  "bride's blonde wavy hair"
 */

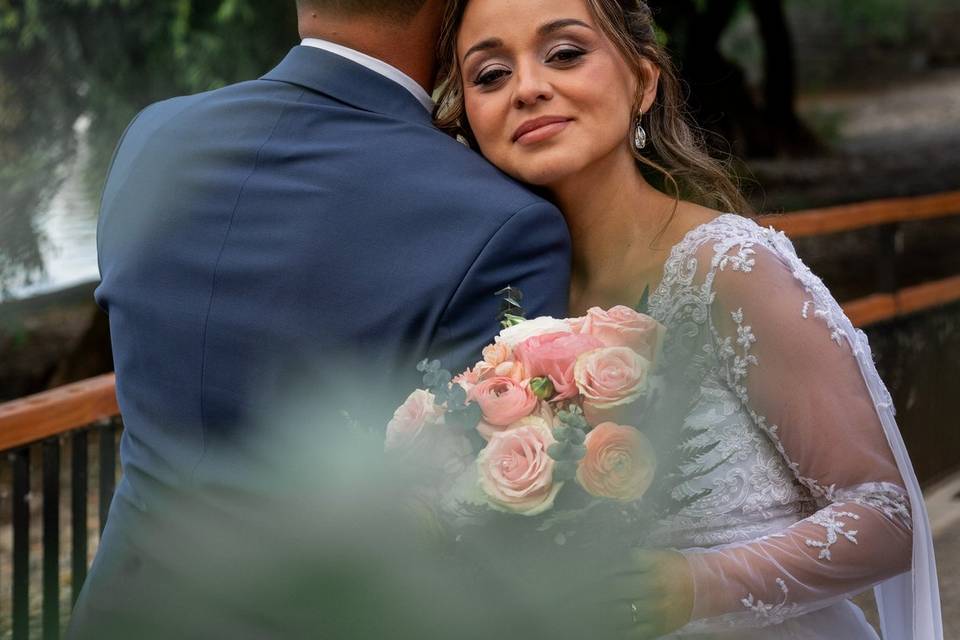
xmin=433 ymin=0 xmax=752 ymax=218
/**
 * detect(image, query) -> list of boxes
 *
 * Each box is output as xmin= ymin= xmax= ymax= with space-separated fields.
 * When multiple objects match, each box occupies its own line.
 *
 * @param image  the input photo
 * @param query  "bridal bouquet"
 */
xmin=385 ymin=294 xmax=698 ymax=541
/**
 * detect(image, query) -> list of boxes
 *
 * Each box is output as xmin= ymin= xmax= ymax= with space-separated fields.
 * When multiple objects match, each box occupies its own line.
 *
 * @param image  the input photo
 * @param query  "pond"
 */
xmin=2 ymin=116 xmax=100 ymax=303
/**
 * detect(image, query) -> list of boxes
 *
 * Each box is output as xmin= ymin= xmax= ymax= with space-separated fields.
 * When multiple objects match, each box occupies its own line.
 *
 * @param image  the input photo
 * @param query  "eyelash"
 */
xmin=471 ymin=47 xmax=587 ymax=88
xmin=548 ymin=47 xmax=586 ymax=65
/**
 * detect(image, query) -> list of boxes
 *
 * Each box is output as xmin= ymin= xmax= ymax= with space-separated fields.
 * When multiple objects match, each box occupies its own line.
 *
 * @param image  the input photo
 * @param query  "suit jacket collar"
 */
xmin=262 ymin=46 xmax=433 ymax=127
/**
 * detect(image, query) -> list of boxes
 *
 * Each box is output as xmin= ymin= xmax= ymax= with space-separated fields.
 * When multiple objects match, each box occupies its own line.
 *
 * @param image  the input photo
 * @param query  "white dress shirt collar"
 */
xmin=301 ymin=38 xmax=434 ymax=113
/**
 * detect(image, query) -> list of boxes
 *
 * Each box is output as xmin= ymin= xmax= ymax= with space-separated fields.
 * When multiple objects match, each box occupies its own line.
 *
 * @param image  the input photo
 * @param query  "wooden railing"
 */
xmin=0 ymin=375 xmax=120 ymax=640
xmin=1 ymin=189 xmax=960 ymax=638
xmin=759 ymin=189 xmax=960 ymax=327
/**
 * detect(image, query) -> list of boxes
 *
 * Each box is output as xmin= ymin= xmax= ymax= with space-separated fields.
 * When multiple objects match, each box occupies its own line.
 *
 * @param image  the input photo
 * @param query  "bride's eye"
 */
xmin=547 ymin=47 xmax=586 ymax=65
xmin=474 ymin=66 xmax=511 ymax=87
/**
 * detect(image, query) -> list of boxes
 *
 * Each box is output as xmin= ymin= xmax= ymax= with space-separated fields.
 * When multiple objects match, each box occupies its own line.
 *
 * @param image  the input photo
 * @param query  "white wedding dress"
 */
xmin=642 ymin=214 xmax=942 ymax=639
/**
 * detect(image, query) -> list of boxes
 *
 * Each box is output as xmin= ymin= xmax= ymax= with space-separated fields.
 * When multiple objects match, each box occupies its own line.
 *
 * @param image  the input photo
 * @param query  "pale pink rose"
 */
xmin=385 ymin=390 xmax=472 ymax=474
xmin=577 ymin=422 xmax=656 ymax=501
xmin=578 ymin=306 xmax=666 ymax=362
xmin=483 ymin=342 xmax=513 ymax=367
xmin=497 ymin=316 xmax=572 ymax=348
xmin=514 ymin=332 xmax=605 ymax=400
xmin=477 ymin=416 xmax=563 ymax=515
xmin=574 ymin=347 xmax=650 ymax=424
xmin=469 ymin=376 xmax=539 ymax=427
xmin=477 ymin=399 xmax=554 ymax=441
xmin=385 ymin=389 xmax=445 ymax=452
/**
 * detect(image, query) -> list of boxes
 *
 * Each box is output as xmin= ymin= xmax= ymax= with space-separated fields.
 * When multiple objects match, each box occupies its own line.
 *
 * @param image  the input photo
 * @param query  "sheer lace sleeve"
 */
xmin=677 ymin=233 xmax=916 ymax=631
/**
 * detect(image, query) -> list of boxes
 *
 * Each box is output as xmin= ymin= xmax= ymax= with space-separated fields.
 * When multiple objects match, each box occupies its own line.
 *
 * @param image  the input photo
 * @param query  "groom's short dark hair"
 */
xmin=296 ymin=0 xmax=429 ymax=21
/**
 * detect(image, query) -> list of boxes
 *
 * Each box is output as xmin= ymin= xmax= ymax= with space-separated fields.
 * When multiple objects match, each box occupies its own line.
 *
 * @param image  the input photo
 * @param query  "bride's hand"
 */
xmin=598 ymin=548 xmax=694 ymax=639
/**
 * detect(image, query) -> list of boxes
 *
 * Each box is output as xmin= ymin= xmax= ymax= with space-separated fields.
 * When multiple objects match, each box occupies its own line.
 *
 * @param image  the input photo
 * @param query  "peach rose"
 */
xmin=477 ymin=398 xmax=554 ymax=441
xmin=453 ymin=361 xmax=496 ymax=393
xmin=514 ymin=332 xmax=605 ymax=400
xmin=494 ymin=360 xmax=526 ymax=381
xmin=477 ymin=416 xmax=563 ymax=515
xmin=574 ymin=347 xmax=650 ymax=422
xmin=577 ymin=422 xmax=656 ymax=501
xmin=469 ymin=376 xmax=538 ymax=427
xmin=385 ymin=390 xmax=471 ymax=474
xmin=483 ymin=342 xmax=513 ymax=367
xmin=566 ymin=315 xmax=587 ymax=334
xmin=578 ymin=306 xmax=666 ymax=362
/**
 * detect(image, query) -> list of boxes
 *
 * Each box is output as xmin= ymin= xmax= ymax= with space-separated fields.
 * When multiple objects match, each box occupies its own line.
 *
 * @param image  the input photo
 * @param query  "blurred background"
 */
xmin=1 ymin=0 xmax=959 ymax=637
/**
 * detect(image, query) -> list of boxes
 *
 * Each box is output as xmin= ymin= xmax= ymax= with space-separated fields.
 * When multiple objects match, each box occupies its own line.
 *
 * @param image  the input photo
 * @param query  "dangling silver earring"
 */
xmin=633 ymin=114 xmax=647 ymax=151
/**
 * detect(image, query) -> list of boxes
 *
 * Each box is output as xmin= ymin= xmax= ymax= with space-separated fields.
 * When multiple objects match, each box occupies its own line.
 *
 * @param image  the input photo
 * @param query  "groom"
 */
xmin=68 ymin=0 xmax=570 ymax=637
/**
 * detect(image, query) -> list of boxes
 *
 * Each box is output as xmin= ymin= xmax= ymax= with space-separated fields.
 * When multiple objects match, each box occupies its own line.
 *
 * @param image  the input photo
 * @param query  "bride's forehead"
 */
xmin=460 ymin=0 xmax=595 ymax=36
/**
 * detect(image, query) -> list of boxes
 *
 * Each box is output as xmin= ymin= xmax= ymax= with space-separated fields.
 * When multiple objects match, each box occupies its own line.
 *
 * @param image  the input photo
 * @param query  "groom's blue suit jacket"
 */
xmin=70 ymin=46 xmax=570 ymax=637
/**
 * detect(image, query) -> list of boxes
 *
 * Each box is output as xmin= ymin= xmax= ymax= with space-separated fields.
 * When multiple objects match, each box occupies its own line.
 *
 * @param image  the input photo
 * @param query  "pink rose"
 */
xmin=574 ymin=347 xmax=651 ymax=424
xmin=578 ymin=306 xmax=665 ymax=362
xmin=514 ymin=332 xmax=604 ymax=400
xmin=477 ymin=416 xmax=563 ymax=515
xmin=577 ymin=422 xmax=656 ymax=501
xmin=469 ymin=376 xmax=539 ymax=428
xmin=385 ymin=389 xmax=471 ymax=474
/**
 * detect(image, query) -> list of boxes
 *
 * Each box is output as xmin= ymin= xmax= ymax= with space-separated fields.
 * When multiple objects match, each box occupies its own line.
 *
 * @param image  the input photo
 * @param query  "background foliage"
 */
xmin=1 ymin=0 xmax=959 ymax=292
xmin=0 ymin=0 xmax=297 ymax=292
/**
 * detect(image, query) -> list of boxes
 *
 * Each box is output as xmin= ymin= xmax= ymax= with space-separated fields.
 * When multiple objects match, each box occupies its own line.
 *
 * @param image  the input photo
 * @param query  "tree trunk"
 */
xmin=647 ymin=0 xmax=821 ymax=158
xmin=748 ymin=0 xmax=821 ymax=155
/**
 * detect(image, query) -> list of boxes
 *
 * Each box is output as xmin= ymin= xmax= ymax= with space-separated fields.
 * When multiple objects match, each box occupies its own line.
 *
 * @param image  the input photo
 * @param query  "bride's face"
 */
xmin=457 ymin=0 xmax=640 ymax=188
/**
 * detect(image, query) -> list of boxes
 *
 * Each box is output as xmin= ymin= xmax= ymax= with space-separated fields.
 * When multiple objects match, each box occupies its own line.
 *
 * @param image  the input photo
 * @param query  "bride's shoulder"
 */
xmin=679 ymin=210 xmax=797 ymax=266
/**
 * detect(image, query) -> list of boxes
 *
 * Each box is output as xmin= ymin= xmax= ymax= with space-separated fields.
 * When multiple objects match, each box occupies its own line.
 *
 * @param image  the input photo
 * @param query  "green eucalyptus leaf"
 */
xmin=548 ymin=441 xmax=572 ymax=460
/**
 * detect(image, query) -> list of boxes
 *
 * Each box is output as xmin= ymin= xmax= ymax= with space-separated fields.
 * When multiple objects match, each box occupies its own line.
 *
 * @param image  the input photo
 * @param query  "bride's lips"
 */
xmin=512 ymin=116 xmax=572 ymax=145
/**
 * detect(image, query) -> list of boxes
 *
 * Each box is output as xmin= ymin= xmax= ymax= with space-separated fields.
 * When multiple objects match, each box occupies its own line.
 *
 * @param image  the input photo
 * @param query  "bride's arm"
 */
xmin=679 ymin=241 xmax=912 ymax=628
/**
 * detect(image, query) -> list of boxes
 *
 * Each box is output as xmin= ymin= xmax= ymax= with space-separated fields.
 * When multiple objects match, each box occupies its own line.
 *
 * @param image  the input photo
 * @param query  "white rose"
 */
xmin=497 ymin=316 xmax=573 ymax=348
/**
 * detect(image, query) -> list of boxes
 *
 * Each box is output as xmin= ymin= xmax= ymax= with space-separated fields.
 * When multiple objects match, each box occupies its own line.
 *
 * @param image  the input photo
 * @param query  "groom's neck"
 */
xmin=298 ymin=5 xmax=442 ymax=93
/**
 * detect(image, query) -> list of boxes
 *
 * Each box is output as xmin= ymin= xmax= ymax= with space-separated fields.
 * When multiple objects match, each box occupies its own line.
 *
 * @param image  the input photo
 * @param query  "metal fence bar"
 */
xmin=42 ymin=439 xmax=61 ymax=640
xmin=12 ymin=447 xmax=30 ymax=640
xmin=72 ymin=430 xmax=88 ymax=605
xmin=98 ymin=421 xmax=116 ymax=534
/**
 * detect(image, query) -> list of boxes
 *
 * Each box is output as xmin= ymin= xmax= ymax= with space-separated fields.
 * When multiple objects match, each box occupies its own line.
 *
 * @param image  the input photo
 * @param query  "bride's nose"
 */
xmin=511 ymin=63 xmax=553 ymax=108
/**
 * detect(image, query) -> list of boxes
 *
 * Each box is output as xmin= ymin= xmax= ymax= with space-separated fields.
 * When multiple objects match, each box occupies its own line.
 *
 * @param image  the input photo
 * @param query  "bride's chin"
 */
xmin=511 ymin=161 xmax=579 ymax=190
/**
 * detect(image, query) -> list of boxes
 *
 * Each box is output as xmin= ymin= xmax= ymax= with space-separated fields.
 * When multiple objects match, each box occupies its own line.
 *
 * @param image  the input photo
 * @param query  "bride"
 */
xmin=433 ymin=0 xmax=943 ymax=638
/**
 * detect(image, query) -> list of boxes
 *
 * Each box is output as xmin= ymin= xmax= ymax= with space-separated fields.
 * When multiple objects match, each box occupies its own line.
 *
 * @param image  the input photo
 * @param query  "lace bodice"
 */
xmin=643 ymin=214 xmax=919 ymax=635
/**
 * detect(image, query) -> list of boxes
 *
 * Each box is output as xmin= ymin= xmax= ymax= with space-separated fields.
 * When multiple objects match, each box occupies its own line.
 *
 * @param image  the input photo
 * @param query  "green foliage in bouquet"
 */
xmin=495 ymin=285 xmax=526 ymax=328
xmin=549 ymin=406 xmax=588 ymax=482
xmin=416 ymin=358 xmax=484 ymax=450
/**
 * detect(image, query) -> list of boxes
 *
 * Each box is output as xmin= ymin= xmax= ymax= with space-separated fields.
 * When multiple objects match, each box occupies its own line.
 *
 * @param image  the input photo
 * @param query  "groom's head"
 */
xmin=296 ymin=0 xmax=443 ymax=89
xmin=296 ymin=0 xmax=430 ymax=22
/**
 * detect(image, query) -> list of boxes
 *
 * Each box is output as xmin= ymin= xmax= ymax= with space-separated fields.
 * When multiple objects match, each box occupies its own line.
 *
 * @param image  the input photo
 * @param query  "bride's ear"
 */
xmin=636 ymin=58 xmax=661 ymax=114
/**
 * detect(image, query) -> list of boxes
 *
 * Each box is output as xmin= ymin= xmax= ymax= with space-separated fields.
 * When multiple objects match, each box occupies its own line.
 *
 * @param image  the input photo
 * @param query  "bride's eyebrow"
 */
xmin=461 ymin=19 xmax=594 ymax=64
xmin=537 ymin=18 xmax=593 ymax=37
xmin=463 ymin=38 xmax=503 ymax=64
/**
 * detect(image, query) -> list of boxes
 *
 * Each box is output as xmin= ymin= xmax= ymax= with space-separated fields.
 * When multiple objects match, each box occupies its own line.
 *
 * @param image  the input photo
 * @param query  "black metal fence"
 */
xmin=2 ymin=417 xmax=120 ymax=640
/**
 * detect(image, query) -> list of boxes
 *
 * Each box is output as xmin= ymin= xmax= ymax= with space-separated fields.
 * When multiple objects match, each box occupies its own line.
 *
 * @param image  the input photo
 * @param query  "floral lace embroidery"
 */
xmin=741 ymin=578 xmax=800 ymax=625
xmin=646 ymin=214 xmax=916 ymax=632
xmin=837 ymin=482 xmax=913 ymax=531
xmin=803 ymin=508 xmax=861 ymax=560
